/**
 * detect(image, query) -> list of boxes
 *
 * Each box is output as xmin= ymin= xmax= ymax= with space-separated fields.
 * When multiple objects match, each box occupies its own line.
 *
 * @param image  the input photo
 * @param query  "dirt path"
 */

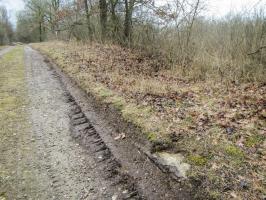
xmin=25 ymin=46 xmax=120 ymax=199
xmin=0 ymin=47 xmax=140 ymax=200
xmin=1 ymin=46 xmax=192 ymax=200
xmin=0 ymin=46 xmax=13 ymax=57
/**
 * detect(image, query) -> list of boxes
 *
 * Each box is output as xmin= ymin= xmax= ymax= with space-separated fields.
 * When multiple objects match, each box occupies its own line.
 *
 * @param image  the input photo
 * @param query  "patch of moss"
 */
xmin=188 ymin=155 xmax=208 ymax=166
xmin=0 ymin=46 xmax=35 ymax=198
xmin=208 ymin=191 xmax=221 ymax=200
xmin=147 ymin=132 xmax=158 ymax=142
xmin=225 ymin=145 xmax=245 ymax=160
xmin=0 ymin=95 xmax=16 ymax=109
xmin=245 ymin=135 xmax=265 ymax=148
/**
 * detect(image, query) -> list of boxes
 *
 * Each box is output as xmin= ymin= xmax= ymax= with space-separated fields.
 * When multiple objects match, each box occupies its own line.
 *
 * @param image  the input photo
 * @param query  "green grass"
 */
xmin=0 ymin=46 xmax=28 ymax=198
xmin=0 ymin=46 xmax=40 ymax=199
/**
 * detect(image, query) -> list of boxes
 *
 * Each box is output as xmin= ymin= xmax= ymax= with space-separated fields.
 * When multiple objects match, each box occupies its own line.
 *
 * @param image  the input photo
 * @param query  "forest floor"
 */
xmin=32 ymin=41 xmax=266 ymax=200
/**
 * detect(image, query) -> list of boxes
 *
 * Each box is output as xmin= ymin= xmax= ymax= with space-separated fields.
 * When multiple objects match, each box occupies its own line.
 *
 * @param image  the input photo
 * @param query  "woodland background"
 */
xmin=0 ymin=0 xmax=265 ymax=82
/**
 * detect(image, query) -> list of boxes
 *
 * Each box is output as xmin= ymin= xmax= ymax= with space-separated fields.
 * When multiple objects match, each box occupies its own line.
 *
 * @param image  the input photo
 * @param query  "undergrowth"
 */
xmin=32 ymin=41 xmax=266 ymax=200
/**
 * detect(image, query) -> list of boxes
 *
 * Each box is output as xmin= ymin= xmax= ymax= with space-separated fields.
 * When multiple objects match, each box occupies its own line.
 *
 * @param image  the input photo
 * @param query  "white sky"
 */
xmin=206 ymin=0 xmax=265 ymax=17
xmin=0 ymin=0 xmax=24 ymax=25
xmin=0 ymin=0 xmax=265 ymax=25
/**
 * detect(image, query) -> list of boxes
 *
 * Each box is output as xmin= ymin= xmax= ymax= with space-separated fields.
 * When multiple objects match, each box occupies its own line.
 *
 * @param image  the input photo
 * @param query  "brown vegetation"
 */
xmin=17 ymin=0 xmax=265 ymax=83
xmin=10 ymin=0 xmax=266 ymax=199
xmin=32 ymin=41 xmax=266 ymax=200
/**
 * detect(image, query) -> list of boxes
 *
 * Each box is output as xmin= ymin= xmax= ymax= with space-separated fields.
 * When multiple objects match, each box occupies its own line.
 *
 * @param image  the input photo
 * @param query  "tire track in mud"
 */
xmin=25 ymin=46 xmax=143 ymax=200
xmin=31 ymin=46 xmax=193 ymax=200
xmin=67 ymin=93 xmax=142 ymax=200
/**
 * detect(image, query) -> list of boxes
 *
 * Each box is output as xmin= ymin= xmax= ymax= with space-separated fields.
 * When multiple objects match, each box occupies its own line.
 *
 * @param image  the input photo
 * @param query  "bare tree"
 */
xmin=0 ymin=6 xmax=13 ymax=45
xmin=110 ymin=0 xmax=120 ymax=38
xmin=25 ymin=0 xmax=46 ymax=42
xmin=99 ymin=0 xmax=107 ymax=40
xmin=124 ymin=0 xmax=135 ymax=42
xmin=84 ymin=0 xmax=92 ymax=36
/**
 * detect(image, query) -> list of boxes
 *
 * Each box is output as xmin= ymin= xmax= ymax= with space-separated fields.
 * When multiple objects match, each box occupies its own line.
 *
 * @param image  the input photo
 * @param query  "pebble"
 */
xmin=122 ymin=190 xmax=128 ymax=194
xmin=226 ymin=127 xmax=234 ymax=135
xmin=240 ymin=179 xmax=249 ymax=189
xmin=112 ymin=195 xmax=118 ymax=200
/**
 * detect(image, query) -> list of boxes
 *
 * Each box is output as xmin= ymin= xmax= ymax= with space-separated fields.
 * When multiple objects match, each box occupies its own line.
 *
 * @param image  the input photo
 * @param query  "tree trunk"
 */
xmin=99 ymin=0 xmax=107 ymax=41
xmin=52 ymin=0 xmax=60 ymax=37
xmin=124 ymin=0 xmax=134 ymax=43
xmin=84 ymin=0 xmax=92 ymax=37
xmin=39 ymin=21 xmax=42 ymax=42
xmin=110 ymin=0 xmax=119 ymax=39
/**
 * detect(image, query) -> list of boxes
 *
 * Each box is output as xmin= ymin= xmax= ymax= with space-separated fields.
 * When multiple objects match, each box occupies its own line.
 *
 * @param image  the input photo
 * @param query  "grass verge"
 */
xmin=32 ymin=41 xmax=266 ymax=200
xmin=0 ymin=47 xmax=38 ymax=199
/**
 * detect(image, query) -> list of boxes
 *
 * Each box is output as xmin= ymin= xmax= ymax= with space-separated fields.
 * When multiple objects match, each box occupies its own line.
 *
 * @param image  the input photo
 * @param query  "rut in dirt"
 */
xmin=25 ymin=46 xmax=142 ymax=199
xmin=1 ymin=46 xmax=193 ymax=200
xmin=0 ymin=46 xmax=142 ymax=200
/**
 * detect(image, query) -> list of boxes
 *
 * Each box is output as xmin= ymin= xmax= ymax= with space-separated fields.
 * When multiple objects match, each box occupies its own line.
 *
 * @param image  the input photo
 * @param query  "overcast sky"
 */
xmin=206 ymin=0 xmax=264 ymax=17
xmin=0 ymin=0 xmax=24 ymax=25
xmin=0 ymin=0 xmax=264 ymax=25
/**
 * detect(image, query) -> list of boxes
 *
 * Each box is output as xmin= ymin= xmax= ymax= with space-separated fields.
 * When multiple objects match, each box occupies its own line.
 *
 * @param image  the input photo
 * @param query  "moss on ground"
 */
xmin=188 ymin=155 xmax=208 ymax=166
xmin=147 ymin=132 xmax=158 ymax=142
xmin=224 ymin=145 xmax=245 ymax=160
xmin=245 ymin=134 xmax=265 ymax=148
xmin=0 ymin=47 xmax=39 ymax=199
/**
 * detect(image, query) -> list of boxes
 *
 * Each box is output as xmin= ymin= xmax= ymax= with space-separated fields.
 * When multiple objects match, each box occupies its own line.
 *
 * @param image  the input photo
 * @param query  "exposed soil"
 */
xmin=2 ymin=43 xmax=263 ymax=199
xmin=32 ymin=41 xmax=266 ymax=200
xmin=0 ymin=47 xmax=144 ymax=200
xmin=25 ymin=46 xmax=144 ymax=200
xmin=44 ymin=48 xmax=192 ymax=200
xmin=1 ymin=46 xmax=194 ymax=200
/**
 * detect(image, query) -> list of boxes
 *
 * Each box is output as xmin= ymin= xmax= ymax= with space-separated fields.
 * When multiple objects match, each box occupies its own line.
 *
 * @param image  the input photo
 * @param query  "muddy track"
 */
xmin=67 ymin=94 xmax=142 ymax=200
xmin=35 ymin=46 xmax=192 ymax=200
xmin=22 ymin=46 xmax=145 ymax=200
xmin=0 ymin=45 xmax=193 ymax=200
